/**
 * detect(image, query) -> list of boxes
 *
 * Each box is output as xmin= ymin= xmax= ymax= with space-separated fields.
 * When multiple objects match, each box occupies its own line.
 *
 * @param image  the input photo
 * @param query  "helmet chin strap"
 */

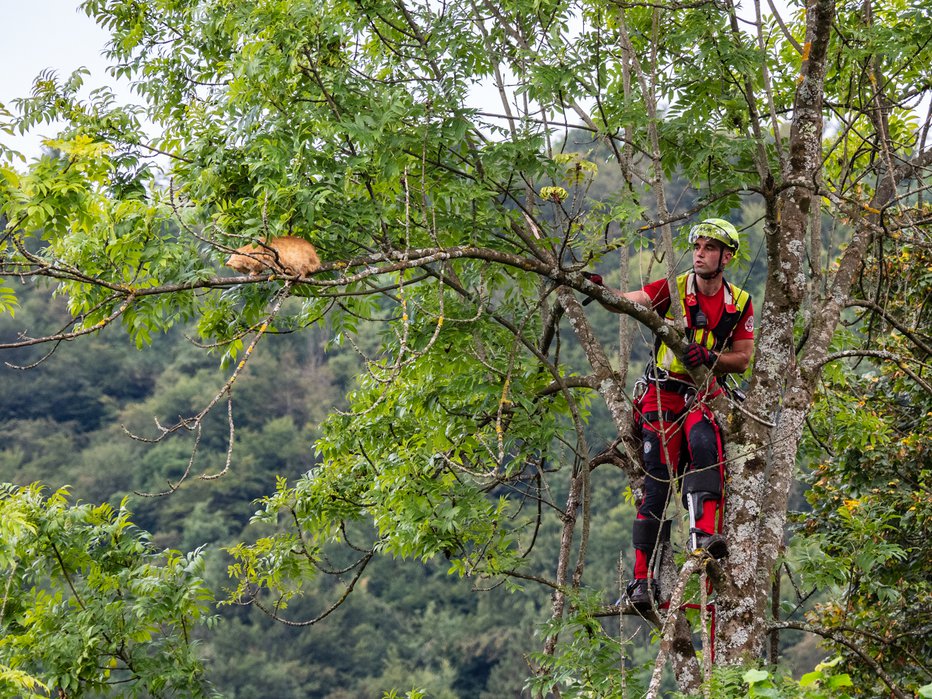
xmin=695 ymin=249 xmax=726 ymax=280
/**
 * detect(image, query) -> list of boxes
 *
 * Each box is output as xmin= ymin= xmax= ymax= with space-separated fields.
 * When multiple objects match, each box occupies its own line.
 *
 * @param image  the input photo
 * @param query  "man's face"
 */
xmin=692 ymin=237 xmax=733 ymax=276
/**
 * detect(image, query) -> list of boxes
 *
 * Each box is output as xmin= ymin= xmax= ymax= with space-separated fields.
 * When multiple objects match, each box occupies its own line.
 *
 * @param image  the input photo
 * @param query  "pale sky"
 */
xmin=0 ymin=0 xmax=505 ymax=160
xmin=1 ymin=0 xmax=117 ymax=158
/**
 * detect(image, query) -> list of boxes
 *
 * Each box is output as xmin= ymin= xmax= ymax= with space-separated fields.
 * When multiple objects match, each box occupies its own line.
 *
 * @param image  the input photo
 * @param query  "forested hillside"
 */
xmin=0 ymin=276 xmax=650 ymax=698
xmin=0 ymin=283 xmax=476 ymax=693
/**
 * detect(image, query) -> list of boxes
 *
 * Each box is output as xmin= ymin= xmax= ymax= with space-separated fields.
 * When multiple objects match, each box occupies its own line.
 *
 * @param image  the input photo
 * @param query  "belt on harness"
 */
xmin=636 ymin=365 xmax=697 ymax=399
xmin=633 ymin=364 xmax=698 ymax=427
xmin=639 ymin=410 xmax=682 ymax=423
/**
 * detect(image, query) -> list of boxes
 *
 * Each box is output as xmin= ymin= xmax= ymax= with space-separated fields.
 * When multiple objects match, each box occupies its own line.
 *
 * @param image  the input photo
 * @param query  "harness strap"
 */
xmin=657 ymin=380 xmax=695 ymax=398
xmin=639 ymin=410 xmax=682 ymax=424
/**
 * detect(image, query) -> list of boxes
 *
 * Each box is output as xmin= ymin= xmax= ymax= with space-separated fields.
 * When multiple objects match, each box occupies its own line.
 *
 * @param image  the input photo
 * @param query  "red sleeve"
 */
xmin=643 ymin=278 xmax=670 ymax=310
xmin=731 ymin=298 xmax=755 ymax=342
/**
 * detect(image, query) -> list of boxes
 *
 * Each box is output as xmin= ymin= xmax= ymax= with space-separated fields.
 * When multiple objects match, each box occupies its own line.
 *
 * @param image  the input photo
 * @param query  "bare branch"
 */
xmin=246 ymin=550 xmax=375 ymax=627
xmin=130 ymin=282 xmax=294 ymax=495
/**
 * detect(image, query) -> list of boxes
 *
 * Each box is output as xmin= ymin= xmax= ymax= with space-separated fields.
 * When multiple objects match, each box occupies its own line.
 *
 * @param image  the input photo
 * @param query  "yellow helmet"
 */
xmin=687 ymin=218 xmax=740 ymax=252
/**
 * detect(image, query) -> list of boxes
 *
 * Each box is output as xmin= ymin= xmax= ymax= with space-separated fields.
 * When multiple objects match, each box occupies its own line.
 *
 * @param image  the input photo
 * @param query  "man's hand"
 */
xmin=582 ymin=272 xmax=604 ymax=305
xmin=684 ymin=342 xmax=717 ymax=368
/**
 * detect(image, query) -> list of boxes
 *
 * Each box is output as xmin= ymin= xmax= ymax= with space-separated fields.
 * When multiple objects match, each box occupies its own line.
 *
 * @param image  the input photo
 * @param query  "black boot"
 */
xmin=693 ymin=532 xmax=728 ymax=560
xmin=625 ymin=578 xmax=660 ymax=609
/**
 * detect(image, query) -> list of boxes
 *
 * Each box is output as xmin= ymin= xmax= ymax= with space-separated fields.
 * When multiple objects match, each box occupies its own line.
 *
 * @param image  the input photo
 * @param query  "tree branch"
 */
xmin=769 ymin=620 xmax=912 ymax=699
xmin=846 ymin=299 xmax=932 ymax=358
xmin=821 ymin=349 xmax=932 ymax=394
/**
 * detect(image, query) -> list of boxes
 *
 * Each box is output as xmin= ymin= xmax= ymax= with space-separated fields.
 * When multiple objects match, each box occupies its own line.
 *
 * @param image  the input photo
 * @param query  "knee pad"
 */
xmin=632 ymin=517 xmax=671 ymax=553
xmin=681 ymin=467 xmax=723 ymax=521
xmin=687 ymin=418 xmax=720 ymax=462
xmin=682 ymin=466 xmax=722 ymax=497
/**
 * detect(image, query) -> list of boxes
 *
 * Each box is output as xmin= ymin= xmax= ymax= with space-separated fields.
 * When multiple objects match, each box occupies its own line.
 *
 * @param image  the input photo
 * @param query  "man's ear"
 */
xmin=722 ymin=249 xmax=735 ymax=265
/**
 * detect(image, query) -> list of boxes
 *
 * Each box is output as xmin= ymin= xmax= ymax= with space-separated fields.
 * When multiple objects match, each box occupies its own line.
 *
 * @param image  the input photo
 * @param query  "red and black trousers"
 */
xmin=631 ymin=383 xmax=725 ymax=580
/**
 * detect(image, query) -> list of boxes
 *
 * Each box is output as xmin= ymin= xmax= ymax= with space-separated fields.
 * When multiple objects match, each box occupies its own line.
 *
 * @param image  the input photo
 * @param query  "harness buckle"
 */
xmin=642 ymin=363 xmax=698 ymax=404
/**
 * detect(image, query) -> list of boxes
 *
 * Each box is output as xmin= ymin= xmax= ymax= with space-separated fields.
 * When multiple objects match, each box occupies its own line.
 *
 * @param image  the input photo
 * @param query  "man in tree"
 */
xmin=608 ymin=219 xmax=755 ymax=609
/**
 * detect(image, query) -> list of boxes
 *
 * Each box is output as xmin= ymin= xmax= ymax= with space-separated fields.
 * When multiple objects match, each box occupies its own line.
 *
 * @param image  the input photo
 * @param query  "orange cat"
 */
xmin=225 ymin=236 xmax=321 ymax=278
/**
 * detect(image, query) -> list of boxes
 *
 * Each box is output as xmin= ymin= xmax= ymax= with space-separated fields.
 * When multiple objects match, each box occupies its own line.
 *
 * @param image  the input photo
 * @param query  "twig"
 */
xmin=246 ymin=550 xmax=375 ymax=626
xmin=700 ymin=571 xmax=712 ymax=695
xmin=130 ymin=282 xmax=293 ymax=495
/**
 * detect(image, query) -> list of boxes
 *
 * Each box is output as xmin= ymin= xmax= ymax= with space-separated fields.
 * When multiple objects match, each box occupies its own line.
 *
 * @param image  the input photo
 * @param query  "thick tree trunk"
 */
xmin=716 ymin=0 xmax=837 ymax=663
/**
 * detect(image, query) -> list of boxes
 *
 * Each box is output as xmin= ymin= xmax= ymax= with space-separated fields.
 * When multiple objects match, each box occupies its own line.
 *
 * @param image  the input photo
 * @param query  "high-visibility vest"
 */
xmin=654 ymin=272 xmax=752 ymax=375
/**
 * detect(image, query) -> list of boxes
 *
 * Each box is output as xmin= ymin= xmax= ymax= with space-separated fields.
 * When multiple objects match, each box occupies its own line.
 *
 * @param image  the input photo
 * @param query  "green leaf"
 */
xmin=743 ymin=668 xmax=770 ymax=684
xmin=799 ymin=670 xmax=820 ymax=687
xmin=828 ymin=674 xmax=854 ymax=689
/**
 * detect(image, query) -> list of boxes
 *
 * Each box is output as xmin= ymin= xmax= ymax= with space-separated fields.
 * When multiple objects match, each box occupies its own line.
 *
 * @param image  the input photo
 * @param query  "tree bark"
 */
xmin=716 ymin=0 xmax=836 ymax=662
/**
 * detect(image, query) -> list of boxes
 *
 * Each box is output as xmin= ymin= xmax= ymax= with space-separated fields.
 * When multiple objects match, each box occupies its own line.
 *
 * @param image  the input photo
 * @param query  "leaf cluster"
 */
xmin=0 ymin=483 xmax=216 ymax=697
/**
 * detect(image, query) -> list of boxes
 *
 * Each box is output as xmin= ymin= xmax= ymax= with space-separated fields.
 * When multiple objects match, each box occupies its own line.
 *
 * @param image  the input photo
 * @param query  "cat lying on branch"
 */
xmin=225 ymin=236 xmax=321 ymax=278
